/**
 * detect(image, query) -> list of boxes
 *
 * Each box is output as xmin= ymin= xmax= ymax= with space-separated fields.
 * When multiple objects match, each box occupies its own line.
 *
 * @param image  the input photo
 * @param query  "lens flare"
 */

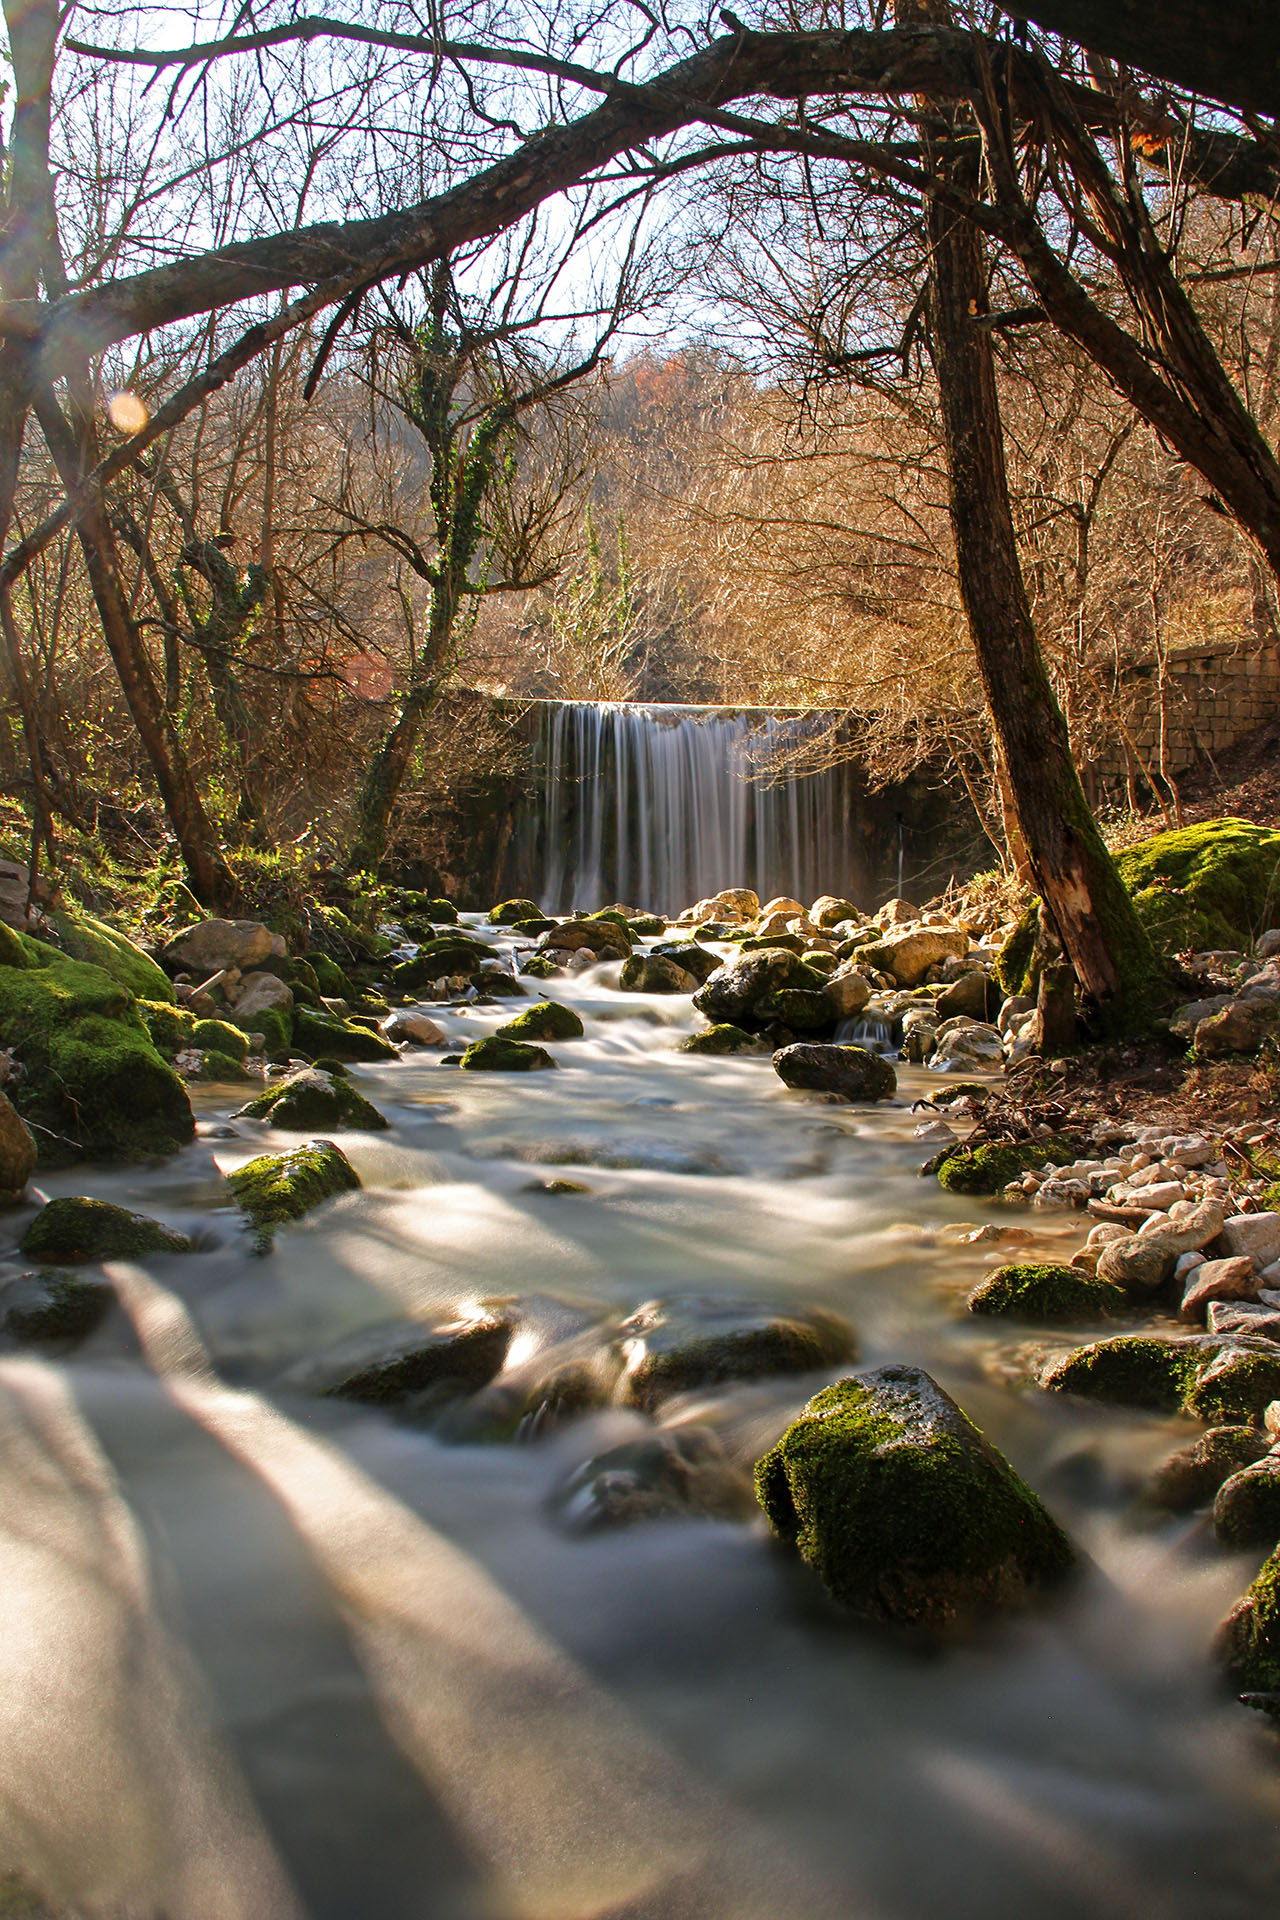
xmin=107 ymin=392 xmax=149 ymax=435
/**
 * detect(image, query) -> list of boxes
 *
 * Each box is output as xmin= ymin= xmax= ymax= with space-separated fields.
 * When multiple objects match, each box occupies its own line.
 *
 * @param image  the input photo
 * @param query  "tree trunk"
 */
xmin=904 ymin=0 xmax=1164 ymax=1028
xmin=349 ymin=673 xmax=445 ymax=875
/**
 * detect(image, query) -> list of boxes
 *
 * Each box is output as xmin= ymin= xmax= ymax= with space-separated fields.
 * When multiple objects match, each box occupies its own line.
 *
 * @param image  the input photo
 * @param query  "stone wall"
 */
xmin=1086 ymin=637 xmax=1280 ymax=795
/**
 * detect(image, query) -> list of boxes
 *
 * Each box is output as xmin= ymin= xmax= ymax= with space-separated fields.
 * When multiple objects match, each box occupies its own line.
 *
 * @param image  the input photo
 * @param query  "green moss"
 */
xmin=191 ymin=1017 xmax=249 ymax=1061
xmin=47 ymin=908 xmax=174 ymax=1003
xmin=0 ymin=945 xmax=194 ymax=1161
xmin=1146 ymin=1426 xmax=1269 ymax=1512
xmin=1040 ymin=1336 xmax=1204 ymax=1412
xmin=936 ymin=1138 xmax=1073 ymax=1195
xmin=1114 ymin=818 xmax=1280 ymax=954
xmin=308 ymin=951 xmax=353 ymax=998
xmin=1186 ymin=1349 xmax=1280 ymax=1426
xmin=0 ymin=1267 xmax=114 ymax=1342
xmin=195 ymin=1049 xmax=255 ymax=1082
xmin=741 ymin=932 xmax=805 ymax=954
xmin=489 ymin=898 xmax=543 ymax=925
xmin=628 ymin=914 xmax=665 ymax=936
xmin=1218 ymin=1545 xmax=1280 ymax=1692
xmin=238 ymin=1067 xmax=387 ymax=1130
xmin=968 ymin=1262 xmax=1127 ymax=1321
xmin=755 ymin=987 xmax=833 ymax=1030
xmin=20 ymin=1195 xmax=192 ymax=1263
xmin=459 ymin=1035 xmax=556 ymax=1071
xmin=392 ymin=938 xmax=485 ymax=991
xmin=310 ymin=902 xmax=393 ymax=962
xmin=497 ymin=1000 xmax=584 ymax=1041
xmin=227 ymin=1140 xmax=361 ymax=1250
xmin=139 ymin=999 xmax=198 ymax=1056
xmin=0 ymin=922 xmax=28 ymax=968
xmin=678 ymin=1024 xmax=762 ymax=1055
xmin=754 ymin=1366 xmax=1075 ymax=1626
xmin=1213 ymin=1461 xmax=1280 ymax=1551
xmin=292 ymin=1007 xmax=395 ymax=1061
xmin=510 ymin=915 xmax=556 ymax=937
xmin=996 ymin=907 xmax=1039 ymax=997
xmin=519 ymin=954 xmax=559 ymax=979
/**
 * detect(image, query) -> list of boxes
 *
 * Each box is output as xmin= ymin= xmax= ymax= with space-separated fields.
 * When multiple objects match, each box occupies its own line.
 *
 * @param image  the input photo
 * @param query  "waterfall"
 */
xmin=515 ymin=701 xmax=862 ymax=915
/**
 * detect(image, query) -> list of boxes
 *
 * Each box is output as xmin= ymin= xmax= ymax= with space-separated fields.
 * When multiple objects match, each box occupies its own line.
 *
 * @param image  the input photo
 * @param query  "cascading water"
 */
xmin=517 ymin=701 xmax=860 ymax=914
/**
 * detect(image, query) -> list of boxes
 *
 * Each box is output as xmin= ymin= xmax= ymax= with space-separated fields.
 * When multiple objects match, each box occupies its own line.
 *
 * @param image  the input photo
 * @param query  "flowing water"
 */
xmin=2 ymin=929 xmax=1278 ymax=1919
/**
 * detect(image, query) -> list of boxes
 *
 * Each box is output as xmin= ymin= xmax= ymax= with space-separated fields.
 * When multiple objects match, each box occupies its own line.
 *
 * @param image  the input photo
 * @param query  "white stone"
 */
xmin=1124 ymin=1182 xmax=1186 ymax=1212
xmin=1222 ymin=1212 xmax=1280 ymax=1270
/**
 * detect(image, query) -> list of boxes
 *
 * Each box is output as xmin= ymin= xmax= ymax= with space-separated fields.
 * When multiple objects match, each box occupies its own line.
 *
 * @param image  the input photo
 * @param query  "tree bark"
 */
xmin=1009 ymin=0 xmax=1279 ymax=119
xmin=904 ymin=0 xmax=1164 ymax=1027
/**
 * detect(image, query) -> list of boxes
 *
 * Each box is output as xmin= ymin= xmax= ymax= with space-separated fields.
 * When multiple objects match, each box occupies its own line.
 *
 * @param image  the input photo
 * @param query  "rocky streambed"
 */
xmin=0 ymin=882 xmax=1279 ymax=1916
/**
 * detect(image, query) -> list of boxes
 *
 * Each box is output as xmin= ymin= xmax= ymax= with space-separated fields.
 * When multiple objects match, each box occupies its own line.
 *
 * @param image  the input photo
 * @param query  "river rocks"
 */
xmin=809 ymin=895 xmax=860 ymax=931
xmin=1095 ymin=1235 xmax=1180 ymax=1296
xmin=538 ymin=920 xmax=629 ymax=960
xmin=935 ymin=1140 xmax=1071 ymax=1195
xmin=20 ymin=1196 xmax=192 ymax=1263
xmin=1208 ymin=1301 xmax=1280 ymax=1338
xmin=231 ymin=972 xmax=294 ymax=1026
xmin=772 ymin=1042 xmax=896 ymax=1102
xmin=497 ymin=1000 xmax=584 ymax=1041
xmin=616 ymin=1295 xmax=856 ymax=1410
xmin=163 ymin=919 xmax=275 ymax=975
xmin=1217 ymin=1543 xmax=1280 ymax=1699
xmin=967 ymin=1262 xmax=1127 ymax=1321
xmin=237 ymin=1068 xmax=388 ymax=1132
xmin=1180 ymin=1257 xmax=1259 ymax=1323
xmin=866 ymin=927 xmax=967 ymax=988
xmin=874 ymin=898 xmax=918 ymax=927
xmin=1214 ymin=1457 xmax=1280 ymax=1550
xmin=619 ymin=954 xmax=699 ymax=993
xmin=551 ymin=1428 xmax=752 ymax=1532
xmin=693 ymin=948 xmax=822 ymax=1026
xmin=1147 ymin=1427 xmax=1270 ymax=1512
xmin=647 ymin=941 xmax=720 ymax=985
xmin=459 ymin=1035 xmax=556 ymax=1071
xmin=392 ymin=936 xmax=486 ymax=989
xmin=1040 ymin=1336 xmax=1203 ymax=1412
xmin=1222 ymin=1212 xmax=1280 ymax=1270
xmin=293 ymin=1008 xmax=397 ymax=1062
xmin=382 ymin=1011 xmax=446 ymax=1046
xmin=678 ymin=1024 xmax=769 ymax=1055
xmin=285 ymin=1310 xmax=512 ymax=1411
xmin=755 ymin=1366 xmax=1075 ymax=1627
xmin=0 ymin=1093 xmax=36 ymax=1205
xmin=0 ymin=1267 xmax=114 ymax=1346
xmin=489 ymin=899 xmax=541 ymax=925
xmin=756 ymin=986 xmax=833 ymax=1030
xmin=930 ymin=1018 xmax=1003 ymax=1073
xmin=936 ymin=971 xmax=1000 ymax=1023
xmin=1188 ymin=1348 xmax=1280 ymax=1425
xmin=823 ymin=966 xmax=872 ymax=1019
xmin=49 ymin=909 xmax=175 ymax=1003
xmin=227 ymin=1140 xmax=361 ymax=1250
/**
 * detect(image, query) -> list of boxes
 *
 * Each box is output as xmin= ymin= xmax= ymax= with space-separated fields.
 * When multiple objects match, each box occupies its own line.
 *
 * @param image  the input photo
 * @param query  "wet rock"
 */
xmin=809 ymin=895 xmax=861 ymax=931
xmin=392 ymin=937 xmax=486 ymax=990
xmin=551 ymin=1428 xmax=752 ymax=1531
xmin=519 ymin=954 xmax=559 ymax=979
xmin=1223 ymin=1212 xmax=1280 ymax=1270
xmin=488 ymin=899 xmax=542 ymax=925
xmin=538 ymin=921 xmax=629 ymax=959
xmin=1095 ymin=1235 xmax=1179 ymax=1296
xmin=1147 ymin=1426 xmax=1269 ymax=1512
xmin=227 ymin=1140 xmax=360 ymax=1251
xmin=967 ymin=1262 xmax=1126 ymax=1321
xmin=293 ymin=1009 xmax=397 ymax=1062
xmin=678 ymin=1024 xmax=769 ymax=1056
xmin=20 ymin=1196 xmax=193 ymax=1264
xmin=772 ymin=1042 xmax=896 ymax=1102
xmin=936 ymin=971 xmax=1000 ymax=1023
xmin=935 ymin=1140 xmax=1070 ymax=1195
xmin=1180 ymin=1257 xmax=1260 ymax=1323
xmin=237 ymin=1068 xmax=388 ymax=1132
xmin=930 ymin=1020 xmax=1003 ymax=1072
xmin=474 ymin=964 xmax=526 ymax=998
xmin=162 ymin=918 xmax=275 ymax=975
xmin=619 ymin=954 xmax=699 ymax=993
xmin=0 ymin=1092 xmax=36 ymax=1205
xmin=756 ymin=987 xmax=834 ymax=1031
xmin=459 ymin=1035 xmax=556 ymax=1072
xmin=1207 ymin=1300 xmax=1280 ymax=1339
xmin=1217 ymin=1542 xmax=1280 ymax=1698
xmin=287 ymin=1310 xmax=512 ymax=1411
xmin=755 ymin=1365 xmax=1075 ymax=1627
xmin=693 ymin=949 xmax=824 ymax=1026
xmin=823 ymin=967 xmax=872 ymax=1019
xmin=1215 ymin=1458 xmax=1280 ymax=1550
xmin=1186 ymin=1348 xmax=1280 ymax=1425
xmin=616 ymin=1295 xmax=856 ymax=1410
xmin=382 ymin=1012 xmax=446 ymax=1046
xmin=1040 ymin=1335 xmax=1204 ymax=1412
xmin=0 ymin=1268 xmax=114 ymax=1343
xmin=497 ymin=1000 xmax=584 ymax=1041
xmin=647 ymin=942 xmax=720 ymax=985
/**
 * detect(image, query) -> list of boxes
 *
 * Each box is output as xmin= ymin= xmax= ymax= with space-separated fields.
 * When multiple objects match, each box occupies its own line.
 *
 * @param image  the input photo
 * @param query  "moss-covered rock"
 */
xmin=678 ymin=1023 xmax=766 ymax=1055
xmin=1186 ymin=1347 xmax=1280 ymax=1425
xmin=617 ymin=1295 xmax=855 ymax=1410
xmin=285 ymin=1311 xmax=512 ymax=1409
xmin=627 ymin=914 xmax=666 ymax=936
xmin=995 ymin=908 xmax=1039 ymax=998
xmin=308 ymin=951 xmax=353 ymax=998
xmin=755 ymin=1365 xmax=1075 ymax=1627
xmin=0 ymin=1267 xmax=114 ymax=1343
xmin=228 ymin=1140 xmax=361 ymax=1249
xmin=0 ymin=922 xmax=29 ymax=969
xmin=550 ymin=1428 xmax=753 ymax=1532
xmin=968 ymin=1262 xmax=1127 ymax=1321
xmin=1217 ymin=1544 xmax=1280 ymax=1695
xmin=936 ymin=1138 xmax=1073 ymax=1195
xmin=1039 ymin=1335 xmax=1204 ymax=1412
xmin=509 ymin=915 xmax=557 ymax=937
xmin=292 ymin=1007 xmax=396 ymax=1062
xmin=497 ymin=1000 xmax=584 ymax=1041
xmin=459 ymin=1035 xmax=556 ymax=1072
xmin=194 ymin=1049 xmax=255 ymax=1082
xmin=392 ymin=937 xmax=485 ymax=991
xmin=228 ymin=1001 xmax=292 ymax=1057
xmin=648 ymin=942 xmax=720 ymax=985
xmin=755 ymin=987 xmax=834 ymax=1030
xmin=20 ymin=1196 xmax=192 ymax=1263
xmin=47 ymin=909 xmax=174 ymax=1003
xmin=1115 ymin=817 xmax=1280 ymax=954
xmin=519 ymin=954 xmax=559 ymax=979
xmin=1213 ymin=1458 xmax=1280 ymax=1550
xmin=237 ymin=1067 xmax=387 ymax=1131
xmin=191 ymin=1017 xmax=249 ymax=1061
xmin=139 ymin=999 xmax=197 ymax=1055
xmin=619 ymin=953 xmax=699 ymax=992
xmin=0 ymin=941 xmax=194 ymax=1161
xmin=489 ymin=899 xmax=543 ymax=925
xmin=1146 ymin=1425 xmax=1270 ymax=1512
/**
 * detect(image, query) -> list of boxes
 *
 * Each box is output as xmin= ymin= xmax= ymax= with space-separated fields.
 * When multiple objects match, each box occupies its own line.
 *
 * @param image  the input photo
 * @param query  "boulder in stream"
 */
xmin=20 ymin=1195 xmax=193 ymax=1263
xmin=772 ymin=1042 xmax=896 ymax=1102
xmin=1146 ymin=1426 xmax=1270 ymax=1512
xmin=392 ymin=938 xmax=486 ymax=990
xmin=293 ymin=1008 xmax=397 ymax=1062
xmin=1214 ymin=1457 xmax=1280 ymax=1550
xmin=551 ymin=1428 xmax=753 ymax=1532
xmin=237 ymin=1068 xmax=388 ymax=1132
xmin=162 ymin=918 xmax=276 ymax=976
xmin=616 ymin=1294 xmax=856 ymax=1410
xmin=678 ymin=1024 xmax=769 ymax=1056
xmin=285 ymin=1310 xmax=512 ymax=1412
xmin=459 ymin=1035 xmax=557 ymax=1071
xmin=619 ymin=954 xmax=699 ymax=993
xmin=227 ymin=1140 xmax=361 ymax=1251
xmin=0 ymin=1268 xmax=114 ymax=1344
xmin=1039 ymin=1335 xmax=1206 ymax=1412
xmin=1216 ymin=1542 xmax=1280 ymax=1703
xmin=693 ymin=949 xmax=824 ymax=1025
xmin=497 ymin=1000 xmax=585 ymax=1041
xmin=967 ymin=1262 xmax=1127 ymax=1321
xmin=488 ymin=899 xmax=542 ymax=925
xmin=755 ymin=1365 xmax=1075 ymax=1627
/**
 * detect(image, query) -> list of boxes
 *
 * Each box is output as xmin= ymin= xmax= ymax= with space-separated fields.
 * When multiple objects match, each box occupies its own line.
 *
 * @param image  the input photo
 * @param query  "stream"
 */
xmin=1 ymin=923 xmax=1278 ymax=1919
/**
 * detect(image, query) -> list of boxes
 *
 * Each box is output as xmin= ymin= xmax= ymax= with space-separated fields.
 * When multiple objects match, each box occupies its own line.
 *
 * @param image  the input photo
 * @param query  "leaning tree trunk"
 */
xmin=903 ymin=0 xmax=1164 ymax=1028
